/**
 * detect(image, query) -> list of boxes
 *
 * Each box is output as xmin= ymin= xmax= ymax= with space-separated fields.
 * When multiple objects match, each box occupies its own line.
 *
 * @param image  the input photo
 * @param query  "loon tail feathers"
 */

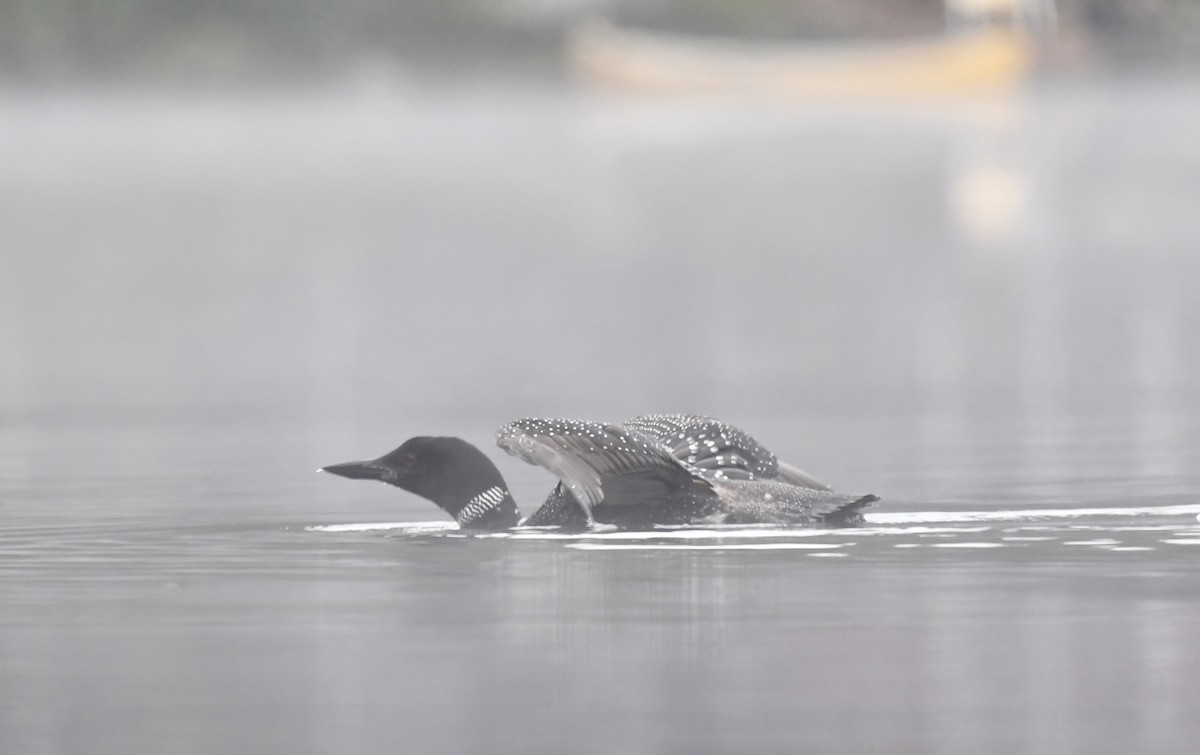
xmin=821 ymin=493 xmax=879 ymax=527
xmin=713 ymin=478 xmax=877 ymax=526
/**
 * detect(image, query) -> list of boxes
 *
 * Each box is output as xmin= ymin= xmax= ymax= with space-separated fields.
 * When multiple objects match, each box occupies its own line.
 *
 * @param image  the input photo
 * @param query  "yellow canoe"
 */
xmin=569 ymin=19 xmax=1033 ymax=100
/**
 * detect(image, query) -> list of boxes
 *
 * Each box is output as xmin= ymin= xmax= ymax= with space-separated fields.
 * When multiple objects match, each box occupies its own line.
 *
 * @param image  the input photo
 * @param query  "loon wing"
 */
xmin=775 ymin=461 xmax=833 ymax=491
xmin=521 ymin=483 xmax=590 ymax=528
xmin=622 ymin=414 xmax=832 ymax=491
xmin=496 ymin=418 xmax=699 ymax=512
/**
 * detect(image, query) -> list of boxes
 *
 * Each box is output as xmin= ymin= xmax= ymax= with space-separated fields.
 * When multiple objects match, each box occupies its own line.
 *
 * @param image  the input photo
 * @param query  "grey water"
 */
xmin=3 ymin=79 xmax=1200 ymax=753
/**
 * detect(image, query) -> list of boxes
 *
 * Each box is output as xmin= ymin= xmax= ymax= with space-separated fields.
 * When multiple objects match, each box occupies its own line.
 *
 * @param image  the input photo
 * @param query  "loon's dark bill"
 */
xmin=319 ymin=461 xmax=384 ymax=481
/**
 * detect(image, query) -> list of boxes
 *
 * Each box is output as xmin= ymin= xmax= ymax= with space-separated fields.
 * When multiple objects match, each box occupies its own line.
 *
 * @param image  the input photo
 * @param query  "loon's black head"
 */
xmin=321 ymin=436 xmax=520 ymax=531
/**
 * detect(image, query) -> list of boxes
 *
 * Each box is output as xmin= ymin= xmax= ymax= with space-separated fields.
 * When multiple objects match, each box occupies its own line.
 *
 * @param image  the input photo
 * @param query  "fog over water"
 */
xmin=3 ymin=73 xmax=1200 ymax=753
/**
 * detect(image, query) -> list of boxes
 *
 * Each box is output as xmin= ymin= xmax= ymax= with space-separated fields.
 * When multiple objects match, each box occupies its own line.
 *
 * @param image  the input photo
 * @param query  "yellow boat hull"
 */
xmin=570 ymin=20 xmax=1033 ymax=100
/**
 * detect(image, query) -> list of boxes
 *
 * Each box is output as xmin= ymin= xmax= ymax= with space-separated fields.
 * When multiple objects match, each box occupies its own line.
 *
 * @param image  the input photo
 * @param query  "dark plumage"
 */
xmin=320 ymin=437 xmax=521 ymax=531
xmin=321 ymin=414 xmax=878 ymax=531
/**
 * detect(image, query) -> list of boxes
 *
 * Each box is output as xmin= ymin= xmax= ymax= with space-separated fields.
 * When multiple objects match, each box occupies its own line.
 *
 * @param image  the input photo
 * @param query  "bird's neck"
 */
xmin=452 ymin=484 xmax=520 ymax=530
xmin=422 ymin=446 xmax=521 ymax=531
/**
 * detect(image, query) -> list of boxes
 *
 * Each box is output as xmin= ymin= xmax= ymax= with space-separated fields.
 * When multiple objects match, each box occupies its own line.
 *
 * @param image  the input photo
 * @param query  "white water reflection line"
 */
xmin=1053 ymin=525 xmax=1194 ymax=532
xmin=564 ymin=543 xmax=850 ymax=551
xmin=308 ymin=503 xmax=1200 ymax=538
xmin=506 ymin=527 xmax=836 ymax=541
xmin=845 ymin=526 xmax=992 ymax=536
xmin=306 ymin=522 xmax=990 ymax=539
xmin=307 ymin=521 xmax=457 ymax=533
xmin=868 ymin=503 xmax=1200 ymax=524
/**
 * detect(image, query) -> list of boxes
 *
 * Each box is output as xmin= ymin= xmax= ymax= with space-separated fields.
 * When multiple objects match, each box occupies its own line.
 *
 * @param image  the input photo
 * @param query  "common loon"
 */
xmin=320 ymin=414 xmax=878 ymax=531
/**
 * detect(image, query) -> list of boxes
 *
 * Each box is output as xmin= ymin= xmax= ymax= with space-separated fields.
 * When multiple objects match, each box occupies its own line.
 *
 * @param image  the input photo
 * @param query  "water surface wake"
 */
xmin=306 ymin=503 xmax=1200 ymax=545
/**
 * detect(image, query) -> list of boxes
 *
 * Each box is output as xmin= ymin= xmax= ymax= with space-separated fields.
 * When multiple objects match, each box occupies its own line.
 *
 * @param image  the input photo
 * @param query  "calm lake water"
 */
xmin=3 ymin=78 xmax=1200 ymax=753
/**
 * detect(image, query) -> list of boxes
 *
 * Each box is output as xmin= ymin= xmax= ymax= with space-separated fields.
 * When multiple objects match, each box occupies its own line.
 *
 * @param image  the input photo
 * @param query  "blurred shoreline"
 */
xmin=4 ymin=1 xmax=1200 ymax=91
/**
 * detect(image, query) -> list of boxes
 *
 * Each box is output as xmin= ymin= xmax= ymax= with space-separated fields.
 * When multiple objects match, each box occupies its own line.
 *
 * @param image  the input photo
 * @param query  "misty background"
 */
xmin=4 ymin=0 xmax=1200 ymax=85
xmin=4 ymin=0 xmax=1199 ymax=488
xmin=3 ymin=1 xmax=1200 ymax=754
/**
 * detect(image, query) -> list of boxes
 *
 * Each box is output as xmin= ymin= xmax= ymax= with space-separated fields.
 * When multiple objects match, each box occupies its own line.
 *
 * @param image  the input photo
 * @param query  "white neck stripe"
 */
xmin=457 ymin=485 xmax=507 ymax=525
